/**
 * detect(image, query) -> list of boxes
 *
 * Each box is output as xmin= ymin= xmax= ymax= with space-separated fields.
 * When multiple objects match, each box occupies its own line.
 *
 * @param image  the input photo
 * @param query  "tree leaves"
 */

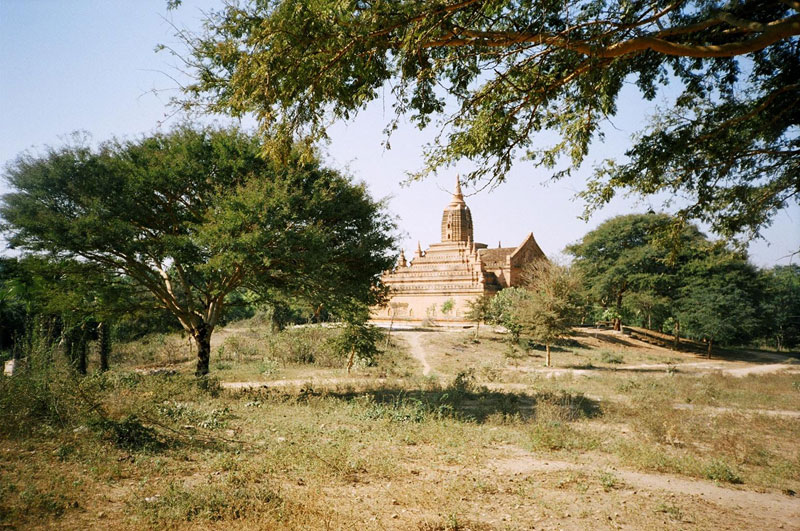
xmin=1 ymin=126 xmax=397 ymax=373
xmin=175 ymin=0 xmax=799 ymax=242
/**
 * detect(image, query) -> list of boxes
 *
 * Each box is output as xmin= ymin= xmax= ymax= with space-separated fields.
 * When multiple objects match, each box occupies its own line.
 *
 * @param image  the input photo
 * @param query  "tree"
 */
xmin=1 ymin=126 xmax=396 ymax=376
xmin=465 ymin=294 xmax=492 ymax=339
xmin=759 ymin=264 xmax=800 ymax=351
xmin=567 ymin=213 xmax=704 ymax=330
xmin=517 ymin=261 xmax=581 ymax=367
xmin=677 ymin=250 xmax=761 ymax=356
xmin=0 ymin=258 xmax=28 ymax=355
xmin=623 ymin=290 xmax=671 ymax=330
xmin=174 ymin=0 xmax=799 ymax=242
xmin=332 ymin=319 xmax=385 ymax=373
xmin=487 ymin=286 xmax=532 ymax=341
xmin=440 ymin=298 xmax=455 ymax=315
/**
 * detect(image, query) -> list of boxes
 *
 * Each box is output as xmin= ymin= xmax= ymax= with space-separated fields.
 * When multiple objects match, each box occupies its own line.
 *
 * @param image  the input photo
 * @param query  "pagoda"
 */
xmin=373 ymin=179 xmax=546 ymax=323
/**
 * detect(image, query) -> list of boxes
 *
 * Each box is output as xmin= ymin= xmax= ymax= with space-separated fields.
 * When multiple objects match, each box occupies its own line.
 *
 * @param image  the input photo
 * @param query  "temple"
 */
xmin=373 ymin=179 xmax=547 ymax=323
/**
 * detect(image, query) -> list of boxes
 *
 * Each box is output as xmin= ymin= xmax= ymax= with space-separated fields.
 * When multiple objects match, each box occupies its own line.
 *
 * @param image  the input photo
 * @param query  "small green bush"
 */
xmin=90 ymin=415 xmax=162 ymax=451
xmin=599 ymin=350 xmax=624 ymax=364
xmin=704 ymin=460 xmax=743 ymax=484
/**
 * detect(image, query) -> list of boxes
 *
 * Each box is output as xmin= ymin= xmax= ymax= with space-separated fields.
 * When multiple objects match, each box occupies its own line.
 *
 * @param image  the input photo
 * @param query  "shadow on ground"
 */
xmin=244 ymin=383 xmax=602 ymax=424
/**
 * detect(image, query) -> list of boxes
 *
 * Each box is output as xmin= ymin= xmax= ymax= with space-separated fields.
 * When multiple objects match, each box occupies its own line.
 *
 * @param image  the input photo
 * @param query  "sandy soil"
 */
xmin=217 ymin=327 xmax=800 ymax=530
xmin=400 ymin=331 xmax=433 ymax=376
xmin=488 ymin=445 xmax=800 ymax=530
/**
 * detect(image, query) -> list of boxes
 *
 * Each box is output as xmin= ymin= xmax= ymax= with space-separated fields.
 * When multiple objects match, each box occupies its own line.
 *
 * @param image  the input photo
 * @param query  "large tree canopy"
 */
xmin=566 ymin=212 xmax=706 ymax=328
xmin=174 ymin=0 xmax=799 ymax=241
xmin=1 ymin=126 xmax=396 ymax=375
xmin=568 ymin=212 xmax=767 ymax=354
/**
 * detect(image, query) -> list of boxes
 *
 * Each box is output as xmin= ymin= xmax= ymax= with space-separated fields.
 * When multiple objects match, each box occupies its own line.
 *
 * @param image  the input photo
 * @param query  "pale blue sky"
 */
xmin=1 ymin=1 xmax=798 ymax=266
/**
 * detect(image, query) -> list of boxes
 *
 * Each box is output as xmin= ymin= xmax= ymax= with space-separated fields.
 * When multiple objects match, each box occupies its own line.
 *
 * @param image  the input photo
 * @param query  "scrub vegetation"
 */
xmin=1 ymin=322 xmax=798 ymax=530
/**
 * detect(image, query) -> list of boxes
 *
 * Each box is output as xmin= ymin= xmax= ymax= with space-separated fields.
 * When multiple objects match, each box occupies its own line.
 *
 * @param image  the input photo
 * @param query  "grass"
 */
xmin=1 ymin=323 xmax=798 ymax=529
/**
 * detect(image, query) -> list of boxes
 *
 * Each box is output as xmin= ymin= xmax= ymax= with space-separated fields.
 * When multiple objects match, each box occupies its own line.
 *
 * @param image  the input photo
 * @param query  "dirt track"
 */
xmin=218 ymin=327 xmax=799 ymax=529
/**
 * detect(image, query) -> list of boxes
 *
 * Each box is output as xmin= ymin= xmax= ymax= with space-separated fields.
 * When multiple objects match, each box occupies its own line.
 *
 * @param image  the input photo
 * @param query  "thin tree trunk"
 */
xmin=673 ymin=321 xmax=680 ymax=350
xmin=66 ymin=324 xmax=89 ymax=375
xmin=347 ymin=347 xmax=355 ymax=374
xmin=193 ymin=323 xmax=212 ymax=377
xmin=76 ymin=328 xmax=88 ymax=375
xmin=98 ymin=321 xmax=110 ymax=372
xmin=707 ymin=337 xmax=713 ymax=359
xmin=386 ymin=312 xmax=394 ymax=348
xmin=614 ymin=293 xmax=623 ymax=331
xmin=545 ymin=343 xmax=551 ymax=367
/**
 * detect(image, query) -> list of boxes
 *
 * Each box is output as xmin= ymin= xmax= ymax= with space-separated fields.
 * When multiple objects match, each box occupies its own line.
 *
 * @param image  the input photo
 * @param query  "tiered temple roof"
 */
xmin=373 ymin=178 xmax=546 ymax=322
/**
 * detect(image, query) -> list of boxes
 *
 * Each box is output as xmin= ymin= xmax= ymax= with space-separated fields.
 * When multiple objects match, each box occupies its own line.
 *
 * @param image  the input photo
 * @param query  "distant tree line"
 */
xmin=477 ymin=214 xmax=800 ymax=357
xmin=567 ymin=213 xmax=800 ymax=354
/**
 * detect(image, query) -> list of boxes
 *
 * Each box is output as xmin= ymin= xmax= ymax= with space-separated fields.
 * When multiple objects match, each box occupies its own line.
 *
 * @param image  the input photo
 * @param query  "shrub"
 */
xmin=599 ymin=350 xmax=624 ymax=364
xmin=0 ymin=332 xmax=94 ymax=436
xmin=90 ymin=415 xmax=162 ymax=451
xmin=704 ymin=460 xmax=743 ymax=484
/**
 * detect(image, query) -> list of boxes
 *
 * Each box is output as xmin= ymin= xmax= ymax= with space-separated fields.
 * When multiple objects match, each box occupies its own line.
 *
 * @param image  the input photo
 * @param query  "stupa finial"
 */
xmin=454 ymin=176 xmax=463 ymax=200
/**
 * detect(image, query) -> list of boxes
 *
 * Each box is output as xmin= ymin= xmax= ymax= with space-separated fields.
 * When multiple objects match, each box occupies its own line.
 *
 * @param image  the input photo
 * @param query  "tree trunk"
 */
xmin=707 ymin=337 xmax=713 ymax=359
xmin=475 ymin=320 xmax=480 ymax=340
xmin=98 ymin=321 xmax=110 ymax=372
xmin=76 ymin=328 xmax=88 ymax=375
xmin=614 ymin=293 xmax=623 ymax=331
xmin=386 ymin=312 xmax=394 ymax=348
xmin=193 ymin=323 xmax=212 ymax=377
xmin=65 ymin=325 xmax=88 ymax=375
xmin=347 ymin=347 xmax=355 ymax=374
xmin=673 ymin=321 xmax=680 ymax=351
xmin=545 ymin=343 xmax=551 ymax=367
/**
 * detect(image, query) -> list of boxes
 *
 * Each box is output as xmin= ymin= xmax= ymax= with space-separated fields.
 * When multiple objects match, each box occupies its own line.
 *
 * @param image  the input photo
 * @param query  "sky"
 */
xmin=1 ymin=1 xmax=798 ymax=267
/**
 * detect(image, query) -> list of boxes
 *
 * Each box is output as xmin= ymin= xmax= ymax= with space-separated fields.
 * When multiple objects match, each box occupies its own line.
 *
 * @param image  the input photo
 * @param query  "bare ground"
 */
xmin=218 ymin=327 xmax=800 ymax=530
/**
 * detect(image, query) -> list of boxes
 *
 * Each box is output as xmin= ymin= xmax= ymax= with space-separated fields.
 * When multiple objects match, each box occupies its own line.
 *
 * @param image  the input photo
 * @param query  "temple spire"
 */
xmin=453 ymin=176 xmax=464 ymax=202
xmin=441 ymin=175 xmax=473 ymax=242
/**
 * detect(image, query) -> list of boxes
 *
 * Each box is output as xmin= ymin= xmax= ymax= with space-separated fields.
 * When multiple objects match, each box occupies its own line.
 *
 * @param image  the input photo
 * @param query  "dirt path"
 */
xmin=489 ymin=446 xmax=800 ymax=529
xmin=672 ymin=403 xmax=800 ymax=419
xmin=223 ymin=378 xmax=390 ymax=390
xmin=500 ymin=360 xmax=797 ymax=378
xmin=396 ymin=331 xmax=432 ymax=376
xmin=724 ymin=363 xmax=799 ymax=377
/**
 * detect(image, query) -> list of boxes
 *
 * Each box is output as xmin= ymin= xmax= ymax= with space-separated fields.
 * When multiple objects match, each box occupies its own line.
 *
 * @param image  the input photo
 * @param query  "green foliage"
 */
xmin=260 ymin=326 xmax=341 ymax=367
xmin=760 ymin=265 xmax=800 ymax=350
xmin=677 ymin=251 xmax=761 ymax=349
xmin=465 ymin=295 xmax=492 ymax=323
xmin=0 ymin=324 xmax=92 ymax=436
xmin=703 ymin=460 xmax=743 ymax=484
xmin=487 ymin=287 xmax=531 ymax=341
xmin=1 ymin=125 xmax=396 ymax=375
xmin=568 ymin=213 xmax=705 ymax=328
xmin=176 ymin=0 xmax=799 ymax=241
xmin=517 ymin=261 xmax=582 ymax=348
xmin=137 ymin=480 xmax=282 ymax=523
xmin=568 ymin=212 xmax=772 ymax=350
xmin=331 ymin=321 xmax=384 ymax=368
xmin=90 ymin=415 xmax=162 ymax=451
xmin=440 ymin=298 xmax=455 ymax=316
xmin=599 ymin=351 xmax=624 ymax=364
